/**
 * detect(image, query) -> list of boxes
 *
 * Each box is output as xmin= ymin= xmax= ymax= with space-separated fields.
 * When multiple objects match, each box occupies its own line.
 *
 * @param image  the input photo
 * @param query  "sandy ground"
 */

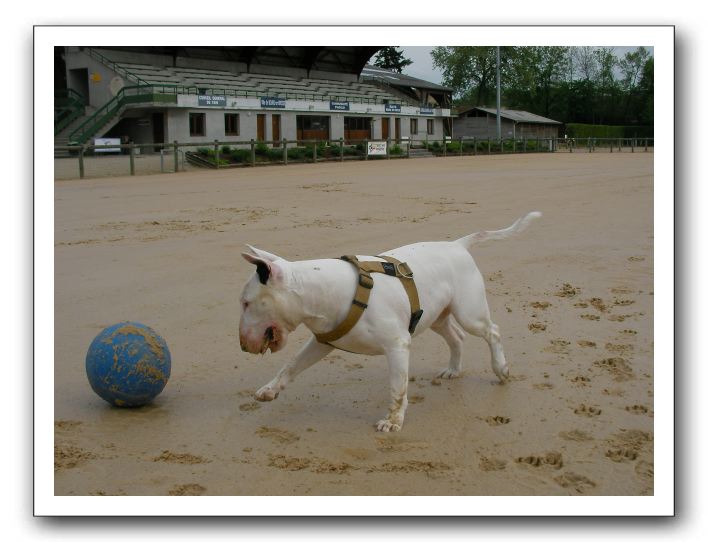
xmin=54 ymin=152 xmax=653 ymax=496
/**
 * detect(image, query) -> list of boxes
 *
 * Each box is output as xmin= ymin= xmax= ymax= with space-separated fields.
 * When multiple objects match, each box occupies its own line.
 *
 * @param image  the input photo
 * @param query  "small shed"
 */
xmin=453 ymin=106 xmax=561 ymax=139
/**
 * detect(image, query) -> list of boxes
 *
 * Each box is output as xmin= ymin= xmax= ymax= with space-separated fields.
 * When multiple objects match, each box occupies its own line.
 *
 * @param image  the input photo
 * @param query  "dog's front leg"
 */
xmin=255 ymin=337 xmax=333 ymax=401
xmin=376 ymin=346 xmax=410 ymax=432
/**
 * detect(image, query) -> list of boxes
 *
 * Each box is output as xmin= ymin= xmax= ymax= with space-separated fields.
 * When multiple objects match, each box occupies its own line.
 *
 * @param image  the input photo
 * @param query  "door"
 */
xmin=395 ymin=117 xmax=401 ymax=142
xmin=271 ymin=114 xmax=281 ymax=147
xmin=257 ymin=114 xmax=266 ymax=142
xmin=381 ymin=117 xmax=390 ymax=140
xmin=152 ymin=112 xmax=164 ymax=150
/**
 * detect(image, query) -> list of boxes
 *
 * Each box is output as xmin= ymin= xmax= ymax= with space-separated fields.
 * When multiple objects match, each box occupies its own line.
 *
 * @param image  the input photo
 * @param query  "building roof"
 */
xmin=457 ymin=106 xmax=562 ymax=125
xmin=94 ymin=46 xmax=383 ymax=75
xmin=361 ymin=65 xmax=452 ymax=92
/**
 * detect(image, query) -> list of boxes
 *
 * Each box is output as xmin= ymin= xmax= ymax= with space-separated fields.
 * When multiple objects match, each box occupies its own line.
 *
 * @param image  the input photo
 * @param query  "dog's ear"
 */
xmin=241 ymin=252 xmax=284 ymax=285
xmin=245 ymin=245 xmax=285 ymax=263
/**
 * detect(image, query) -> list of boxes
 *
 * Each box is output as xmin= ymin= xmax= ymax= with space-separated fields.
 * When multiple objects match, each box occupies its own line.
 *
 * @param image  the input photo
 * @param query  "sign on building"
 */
xmin=420 ymin=107 xmax=434 ymax=115
xmin=367 ymin=141 xmax=387 ymax=156
xmin=260 ymin=96 xmax=286 ymax=108
xmin=329 ymin=100 xmax=350 ymax=111
xmin=384 ymin=104 xmax=401 ymax=113
xmin=198 ymin=95 xmax=226 ymax=107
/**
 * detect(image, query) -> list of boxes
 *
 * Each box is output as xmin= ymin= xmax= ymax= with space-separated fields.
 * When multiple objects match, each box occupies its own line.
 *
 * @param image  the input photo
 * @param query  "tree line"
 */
xmin=430 ymin=46 xmax=653 ymax=127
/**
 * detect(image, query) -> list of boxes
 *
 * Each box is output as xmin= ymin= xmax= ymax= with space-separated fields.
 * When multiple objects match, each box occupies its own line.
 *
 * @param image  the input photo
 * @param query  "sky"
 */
xmin=398 ymin=46 xmax=652 ymax=86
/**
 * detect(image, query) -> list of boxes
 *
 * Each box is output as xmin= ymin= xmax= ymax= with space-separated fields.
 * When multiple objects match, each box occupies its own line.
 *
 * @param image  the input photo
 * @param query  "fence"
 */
xmin=54 ymin=137 xmax=654 ymax=180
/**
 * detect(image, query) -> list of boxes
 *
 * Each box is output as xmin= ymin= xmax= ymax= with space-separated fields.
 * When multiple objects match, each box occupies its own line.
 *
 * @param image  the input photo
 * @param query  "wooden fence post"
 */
xmin=340 ymin=138 xmax=344 ymax=162
xmin=365 ymin=139 xmax=369 ymax=161
xmin=250 ymin=139 xmax=256 ymax=167
xmin=78 ymin=146 xmax=85 ymax=179
xmin=283 ymin=139 xmax=288 ymax=165
xmin=173 ymin=141 xmax=179 ymax=172
xmin=313 ymin=140 xmax=317 ymax=162
xmin=129 ymin=143 xmax=135 ymax=175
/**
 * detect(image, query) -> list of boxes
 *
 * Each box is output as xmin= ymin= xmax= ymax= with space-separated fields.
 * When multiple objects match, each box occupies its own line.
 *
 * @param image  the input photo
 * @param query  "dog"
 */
xmin=238 ymin=211 xmax=541 ymax=432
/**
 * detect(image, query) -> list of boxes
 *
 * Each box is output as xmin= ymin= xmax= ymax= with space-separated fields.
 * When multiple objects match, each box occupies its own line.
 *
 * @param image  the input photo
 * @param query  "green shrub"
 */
xmin=266 ymin=148 xmax=285 ymax=160
xmin=446 ymin=141 xmax=460 ymax=153
xmin=565 ymin=123 xmax=653 ymax=139
xmin=255 ymin=142 xmax=269 ymax=156
xmin=390 ymin=144 xmax=403 ymax=156
xmin=287 ymin=147 xmax=306 ymax=160
xmin=221 ymin=145 xmax=232 ymax=154
xmin=197 ymin=147 xmax=213 ymax=157
xmin=221 ymin=149 xmax=250 ymax=163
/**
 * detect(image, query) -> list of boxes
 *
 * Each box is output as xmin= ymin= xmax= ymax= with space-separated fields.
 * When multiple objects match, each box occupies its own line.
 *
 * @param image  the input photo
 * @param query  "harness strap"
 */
xmin=314 ymin=254 xmax=424 ymax=345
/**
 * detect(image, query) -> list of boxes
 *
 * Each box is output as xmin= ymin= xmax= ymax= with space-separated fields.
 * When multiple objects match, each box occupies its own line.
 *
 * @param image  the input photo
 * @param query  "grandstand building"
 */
xmin=55 ymin=47 xmax=453 ymax=150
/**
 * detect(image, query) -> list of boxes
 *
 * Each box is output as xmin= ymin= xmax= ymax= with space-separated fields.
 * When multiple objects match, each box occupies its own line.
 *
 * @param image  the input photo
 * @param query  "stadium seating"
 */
xmin=109 ymin=61 xmax=408 ymax=105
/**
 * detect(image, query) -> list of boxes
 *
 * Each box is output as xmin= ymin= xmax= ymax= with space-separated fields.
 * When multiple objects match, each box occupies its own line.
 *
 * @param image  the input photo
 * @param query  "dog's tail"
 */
xmin=455 ymin=211 xmax=542 ymax=252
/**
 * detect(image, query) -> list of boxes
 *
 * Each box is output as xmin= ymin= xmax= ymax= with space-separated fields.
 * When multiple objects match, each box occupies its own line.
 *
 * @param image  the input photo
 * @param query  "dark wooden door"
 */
xmin=381 ymin=117 xmax=389 ymax=140
xmin=272 ymin=114 xmax=281 ymax=147
xmin=257 ymin=114 xmax=266 ymax=141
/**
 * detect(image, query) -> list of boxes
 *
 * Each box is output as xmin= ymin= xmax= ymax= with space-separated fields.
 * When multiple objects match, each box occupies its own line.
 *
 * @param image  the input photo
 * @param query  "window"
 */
xmin=410 ymin=118 xmax=418 ymax=135
xmin=189 ymin=113 xmax=205 ymax=137
xmin=343 ymin=117 xmax=372 ymax=143
xmin=426 ymin=119 xmax=434 ymax=135
xmin=296 ymin=115 xmax=330 ymax=141
xmin=224 ymin=113 xmax=239 ymax=136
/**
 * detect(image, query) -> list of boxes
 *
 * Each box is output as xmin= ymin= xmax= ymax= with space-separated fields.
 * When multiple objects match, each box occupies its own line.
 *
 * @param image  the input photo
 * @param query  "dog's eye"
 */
xmin=243 ymin=302 xmax=249 ymax=309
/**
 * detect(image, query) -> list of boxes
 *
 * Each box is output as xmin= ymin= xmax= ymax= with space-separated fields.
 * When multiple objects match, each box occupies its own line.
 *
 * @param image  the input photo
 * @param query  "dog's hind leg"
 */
xmin=451 ymin=293 xmax=510 ymax=383
xmin=431 ymin=313 xmax=466 ymax=379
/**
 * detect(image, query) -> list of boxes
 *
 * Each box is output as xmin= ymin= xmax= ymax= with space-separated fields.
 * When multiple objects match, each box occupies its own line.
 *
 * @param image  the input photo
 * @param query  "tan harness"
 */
xmin=314 ymin=255 xmax=424 ymax=345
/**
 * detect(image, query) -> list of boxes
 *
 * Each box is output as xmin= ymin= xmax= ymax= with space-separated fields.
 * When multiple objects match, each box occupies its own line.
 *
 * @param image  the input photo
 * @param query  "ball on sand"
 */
xmin=85 ymin=322 xmax=171 ymax=407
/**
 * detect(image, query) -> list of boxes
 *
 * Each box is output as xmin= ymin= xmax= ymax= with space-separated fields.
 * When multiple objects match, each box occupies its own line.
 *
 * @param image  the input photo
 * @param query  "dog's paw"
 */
xmin=255 ymin=385 xmax=279 ymax=402
xmin=494 ymin=365 xmax=510 ymax=384
xmin=437 ymin=368 xmax=461 ymax=379
xmin=376 ymin=419 xmax=402 ymax=432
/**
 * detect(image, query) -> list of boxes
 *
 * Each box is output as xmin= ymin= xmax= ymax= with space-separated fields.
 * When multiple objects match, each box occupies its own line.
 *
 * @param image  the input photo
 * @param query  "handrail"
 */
xmin=68 ymin=84 xmax=172 ymax=144
xmin=55 ymin=88 xmax=87 ymax=106
xmin=84 ymin=47 xmax=151 ymax=88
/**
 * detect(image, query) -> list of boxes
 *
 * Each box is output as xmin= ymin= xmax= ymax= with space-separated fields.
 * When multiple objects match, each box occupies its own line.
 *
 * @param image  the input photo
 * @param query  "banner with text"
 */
xmin=198 ymin=95 xmax=226 ymax=107
xmin=260 ymin=96 xmax=287 ymax=108
xmin=367 ymin=141 xmax=387 ymax=155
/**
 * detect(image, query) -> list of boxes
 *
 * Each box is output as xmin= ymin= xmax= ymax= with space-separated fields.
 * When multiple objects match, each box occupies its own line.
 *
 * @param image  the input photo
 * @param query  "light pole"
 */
xmin=496 ymin=46 xmax=501 ymax=141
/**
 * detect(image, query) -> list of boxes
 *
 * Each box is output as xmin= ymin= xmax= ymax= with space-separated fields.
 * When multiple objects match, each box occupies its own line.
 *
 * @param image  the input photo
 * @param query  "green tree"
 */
xmin=373 ymin=47 xmax=413 ymax=73
xmin=431 ymin=46 xmax=499 ymax=106
xmin=619 ymin=46 xmax=652 ymax=120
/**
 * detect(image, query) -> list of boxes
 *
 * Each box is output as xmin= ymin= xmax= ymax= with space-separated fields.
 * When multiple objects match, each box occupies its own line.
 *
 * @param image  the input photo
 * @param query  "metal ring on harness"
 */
xmin=396 ymin=263 xmax=413 ymax=279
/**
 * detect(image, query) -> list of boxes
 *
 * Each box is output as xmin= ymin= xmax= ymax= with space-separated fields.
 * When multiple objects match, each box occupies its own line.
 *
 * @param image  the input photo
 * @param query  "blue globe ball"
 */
xmin=86 ymin=322 xmax=171 ymax=407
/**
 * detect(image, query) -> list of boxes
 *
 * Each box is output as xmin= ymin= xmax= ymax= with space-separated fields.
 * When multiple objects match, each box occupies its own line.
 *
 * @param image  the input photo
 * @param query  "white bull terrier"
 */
xmin=238 ymin=211 xmax=541 ymax=432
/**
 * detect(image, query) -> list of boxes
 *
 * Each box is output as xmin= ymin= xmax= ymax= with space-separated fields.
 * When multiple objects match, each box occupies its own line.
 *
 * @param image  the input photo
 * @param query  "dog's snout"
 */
xmin=265 ymin=326 xmax=275 ymax=341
